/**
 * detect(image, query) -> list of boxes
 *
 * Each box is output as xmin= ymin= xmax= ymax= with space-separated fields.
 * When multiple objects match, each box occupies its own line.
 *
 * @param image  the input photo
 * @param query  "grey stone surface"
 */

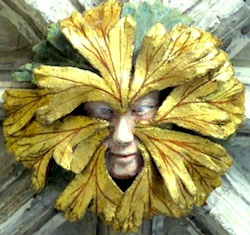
xmin=0 ymin=16 xmax=29 ymax=51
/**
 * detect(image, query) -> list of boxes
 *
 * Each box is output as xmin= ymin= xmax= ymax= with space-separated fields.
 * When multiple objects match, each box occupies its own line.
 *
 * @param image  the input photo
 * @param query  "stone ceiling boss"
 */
xmin=3 ymin=0 xmax=245 ymax=232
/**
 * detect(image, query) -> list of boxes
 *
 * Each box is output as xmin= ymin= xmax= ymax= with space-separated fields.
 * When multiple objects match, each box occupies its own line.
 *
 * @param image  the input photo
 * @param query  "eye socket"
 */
xmin=84 ymin=102 xmax=114 ymax=120
xmin=131 ymin=91 xmax=160 ymax=120
xmin=132 ymin=105 xmax=157 ymax=119
xmin=90 ymin=107 xmax=113 ymax=120
xmin=97 ymin=107 xmax=113 ymax=119
xmin=133 ymin=106 xmax=151 ymax=115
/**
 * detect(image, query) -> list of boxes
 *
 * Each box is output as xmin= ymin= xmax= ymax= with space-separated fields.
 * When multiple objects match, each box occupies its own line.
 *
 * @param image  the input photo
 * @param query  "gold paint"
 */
xmin=135 ymin=126 xmax=232 ymax=207
xmin=60 ymin=1 xmax=135 ymax=111
xmin=3 ymin=0 xmax=245 ymax=232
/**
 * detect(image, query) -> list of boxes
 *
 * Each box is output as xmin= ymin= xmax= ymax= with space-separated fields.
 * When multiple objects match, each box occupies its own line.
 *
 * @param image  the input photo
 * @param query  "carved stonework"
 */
xmin=0 ymin=1 xmax=250 ymax=235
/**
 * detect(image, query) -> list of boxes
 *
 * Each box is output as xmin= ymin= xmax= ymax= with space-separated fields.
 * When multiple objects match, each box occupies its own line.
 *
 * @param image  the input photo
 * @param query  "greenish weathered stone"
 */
xmin=47 ymin=23 xmax=88 ymax=65
xmin=11 ymin=63 xmax=36 ymax=83
xmin=121 ymin=1 xmax=193 ymax=56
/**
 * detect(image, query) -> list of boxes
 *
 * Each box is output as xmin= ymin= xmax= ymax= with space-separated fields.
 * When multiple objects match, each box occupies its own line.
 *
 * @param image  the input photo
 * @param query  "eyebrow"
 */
xmin=85 ymin=102 xmax=111 ymax=110
xmin=134 ymin=96 xmax=160 ymax=106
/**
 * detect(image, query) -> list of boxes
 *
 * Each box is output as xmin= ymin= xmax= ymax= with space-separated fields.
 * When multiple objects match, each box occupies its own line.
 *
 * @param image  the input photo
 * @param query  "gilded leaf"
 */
xmin=147 ymin=159 xmax=187 ymax=218
xmin=3 ymin=89 xmax=51 ymax=136
xmin=116 ymin=166 xmax=149 ymax=232
xmin=135 ymin=126 xmax=232 ymax=208
xmin=59 ymin=0 xmax=136 ymax=110
xmin=6 ymin=116 xmax=109 ymax=191
xmin=202 ymin=77 xmax=245 ymax=126
xmin=115 ymin=153 xmax=167 ymax=233
xmin=129 ymin=23 xmax=226 ymax=104
xmin=33 ymin=65 xmax=117 ymax=124
xmin=154 ymin=66 xmax=245 ymax=139
xmin=68 ymin=128 xmax=109 ymax=174
xmin=115 ymin=144 xmax=190 ymax=232
xmin=83 ymin=0 xmax=121 ymax=35
xmin=139 ymin=144 xmax=190 ymax=217
xmin=52 ymin=116 xmax=109 ymax=172
xmin=55 ymin=145 xmax=123 ymax=222
xmin=32 ymin=151 xmax=53 ymax=191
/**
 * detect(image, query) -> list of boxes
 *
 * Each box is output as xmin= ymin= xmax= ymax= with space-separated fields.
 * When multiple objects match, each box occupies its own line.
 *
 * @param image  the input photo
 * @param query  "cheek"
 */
xmin=102 ymin=137 xmax=111 ymax=148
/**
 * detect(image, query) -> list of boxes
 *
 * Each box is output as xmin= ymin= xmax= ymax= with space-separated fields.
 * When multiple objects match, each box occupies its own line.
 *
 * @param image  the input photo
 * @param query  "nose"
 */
xmin=112 ymin=115 xmax=134 ymax=146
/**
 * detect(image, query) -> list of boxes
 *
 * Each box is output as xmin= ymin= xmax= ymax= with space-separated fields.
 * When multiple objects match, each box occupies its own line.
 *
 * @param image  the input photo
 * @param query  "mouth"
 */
xmin=105 ymin=150 xmax=143 ymax=181
xmin=109 ymin=152 xmax=137 ymax=158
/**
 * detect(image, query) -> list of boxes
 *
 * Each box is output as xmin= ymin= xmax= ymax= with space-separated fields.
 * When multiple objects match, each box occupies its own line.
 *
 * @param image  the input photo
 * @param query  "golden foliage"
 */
xmin=55 ymin=145 xmax=123 ymax=223
xmin=3 ymin=89 xmax=51 ymax=135
xmin=129 ymin=23 xmax=227 ymax=104
xmin=135 ymin=126 xmax=232 ymax=207
xmin=60 ymin=0 xmax=135 ymax=111
xmin=6 ymin=116 xmax=109 ymax=191
xmin=33 ymin=65 xmax=117 ymax=124
xmin=3 ymin=0 xmax=245 ymax=232
xmin=155 ymin=70 xmax=245 ymax=139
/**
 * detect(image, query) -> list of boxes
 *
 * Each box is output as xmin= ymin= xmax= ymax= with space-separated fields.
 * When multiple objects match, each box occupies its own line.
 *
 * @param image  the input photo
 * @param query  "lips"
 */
xmin=109 ymin=152 xmax=136 ymax=158
xmin=105 ymin=151 xmax=143 ymax=180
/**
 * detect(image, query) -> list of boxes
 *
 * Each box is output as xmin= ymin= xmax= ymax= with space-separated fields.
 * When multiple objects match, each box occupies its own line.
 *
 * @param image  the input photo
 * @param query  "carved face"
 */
xmin=84 ymin=91 xmax=160 ymax=180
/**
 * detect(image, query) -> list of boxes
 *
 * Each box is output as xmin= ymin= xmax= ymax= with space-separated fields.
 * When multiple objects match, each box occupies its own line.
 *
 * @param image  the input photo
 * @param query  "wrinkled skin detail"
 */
xmin=3 ymin=0 xmax=245 ymax=233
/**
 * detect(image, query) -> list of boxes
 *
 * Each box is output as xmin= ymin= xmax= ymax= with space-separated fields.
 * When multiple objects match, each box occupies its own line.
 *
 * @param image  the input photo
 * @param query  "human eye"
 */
xmin=133 ymin=106 xmax=153 ymax=115
xmin=132 ymin=105 xmax=157 ymax=120
xmin=84 ymin=102 xmax=113 ymax=120
xmin=95 ymin=107 xmax=113 ymax=119
xmin=132 ymin=91 xmax=160 ymax=120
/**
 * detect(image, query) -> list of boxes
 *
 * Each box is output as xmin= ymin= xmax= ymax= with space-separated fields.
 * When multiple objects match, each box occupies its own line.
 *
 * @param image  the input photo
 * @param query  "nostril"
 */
xmin=114 ymin=138 xmax=132 ymax=146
